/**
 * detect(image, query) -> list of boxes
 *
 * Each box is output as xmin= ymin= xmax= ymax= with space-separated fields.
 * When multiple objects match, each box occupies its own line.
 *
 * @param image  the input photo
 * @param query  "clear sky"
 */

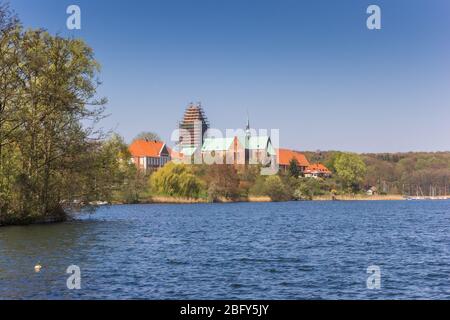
xmin=7 ymin=0 xmax=450 ymax=152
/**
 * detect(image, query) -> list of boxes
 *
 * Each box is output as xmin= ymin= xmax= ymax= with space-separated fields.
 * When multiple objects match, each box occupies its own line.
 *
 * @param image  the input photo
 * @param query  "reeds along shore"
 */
xmin=128 ymin=195 xmax=408 ymax=205
xmin=313 ymin=194 xmax=406 ymax=201
xmin=146 ymin=196 xmax=272 ymax=204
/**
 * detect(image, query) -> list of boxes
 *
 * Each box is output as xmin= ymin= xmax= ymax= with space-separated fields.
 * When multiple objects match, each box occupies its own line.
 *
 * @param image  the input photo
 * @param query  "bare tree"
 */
xmin=133 ymin=131 xmax=161 ymax=142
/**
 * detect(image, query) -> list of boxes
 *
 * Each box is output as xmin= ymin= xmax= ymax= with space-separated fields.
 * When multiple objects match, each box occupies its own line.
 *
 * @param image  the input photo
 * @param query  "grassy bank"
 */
xmin=143 ymin=195 xmax=272 ymax=204
xmin=121 ymin=194 xmax=406 ymax=205
xmin=313 ymin=194 xmax=405 ymax=201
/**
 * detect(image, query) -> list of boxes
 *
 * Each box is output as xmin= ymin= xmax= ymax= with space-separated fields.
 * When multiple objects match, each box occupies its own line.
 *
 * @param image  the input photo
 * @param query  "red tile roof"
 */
xmin=305 ymin=163 xmax=331 ymax=174
xmin=166 ymin=146 xmax=184 ymax=160
xmin=129 ymin=140 xmax=165 ymax=157
xmin=277 ymin=149 xmax=310 ymax=167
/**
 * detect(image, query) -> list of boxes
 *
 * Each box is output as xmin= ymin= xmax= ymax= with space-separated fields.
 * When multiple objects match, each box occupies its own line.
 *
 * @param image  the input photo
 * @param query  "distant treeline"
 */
xmin=145 ymin=151 xmax=450 ymax=203
xmin=304 ymin=151 xmax=450 ymax=196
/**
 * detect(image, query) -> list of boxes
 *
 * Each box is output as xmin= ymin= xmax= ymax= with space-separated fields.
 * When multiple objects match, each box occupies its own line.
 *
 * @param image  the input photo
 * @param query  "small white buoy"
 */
xmin=34 ymin=264 xmax=42 ymax=273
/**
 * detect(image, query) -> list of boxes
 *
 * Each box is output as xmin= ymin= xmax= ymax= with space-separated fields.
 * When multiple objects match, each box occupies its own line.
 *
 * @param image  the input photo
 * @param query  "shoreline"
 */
xmin=115 ymin=194 xmax=410 ymax=205
xmin=312 ymin=194 xmax=406 ymax=201
xmin=123 ymin=196 xmax=274 ymax=205
xmin=125 ymin=194 xmax=448 ymax=204
xmin=3 ymin=195 xmax=447 ymax=227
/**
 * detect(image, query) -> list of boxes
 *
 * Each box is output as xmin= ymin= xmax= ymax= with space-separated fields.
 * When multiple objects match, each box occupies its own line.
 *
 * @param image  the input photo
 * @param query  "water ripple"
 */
xmin=1 ymin=201 xmax=450 ymax=299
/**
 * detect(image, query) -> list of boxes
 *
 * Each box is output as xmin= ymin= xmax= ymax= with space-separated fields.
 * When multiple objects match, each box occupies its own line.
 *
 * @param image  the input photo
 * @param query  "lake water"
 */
xmin=1 ymin=201 xmax=450 ymax=300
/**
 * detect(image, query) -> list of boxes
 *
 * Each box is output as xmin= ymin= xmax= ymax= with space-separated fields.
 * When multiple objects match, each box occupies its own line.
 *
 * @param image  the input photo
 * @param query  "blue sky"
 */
xmin=8 ymin=0 xmax=450 ymax=152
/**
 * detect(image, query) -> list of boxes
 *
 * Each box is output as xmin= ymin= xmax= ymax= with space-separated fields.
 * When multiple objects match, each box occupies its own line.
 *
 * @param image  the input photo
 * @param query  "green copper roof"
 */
xmin=200 ymin=135 xmax=276 ymax=155
xmin=201 ymin=137 xmax=235 ymax=152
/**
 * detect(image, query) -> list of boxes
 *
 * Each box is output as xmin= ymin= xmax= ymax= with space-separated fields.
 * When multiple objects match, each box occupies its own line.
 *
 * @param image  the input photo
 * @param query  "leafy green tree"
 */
xmin=293 ymin=178 xmax=331 ymax=200
xmin=149 ymin=162 xmax=203 ymax=198
xmin=248 ymin=175 xmax=267 ymax=196
xmin=90 ymin=134 xmax=146 ymax=203
xmin=0 ymin=8 xmax=111 ymax=225
xmin=204 ymin=165 xmax=240 ymax=201
xmin=263 ymin=175 xmax=291 ymax=201
xmin=14 ymin=30 xmax=105 ymax=220
xmin=0 ymin=3 xmax=21 ymax=222
xmin=324 ymin=151 xmax=343 ymax=174
xmin=236 ymin=164 xmax=261 ymax=196
xmin=288 ymin=157 xmax=300 ymax=177
xmin=334 ymin=153 xmax=367 ymax=192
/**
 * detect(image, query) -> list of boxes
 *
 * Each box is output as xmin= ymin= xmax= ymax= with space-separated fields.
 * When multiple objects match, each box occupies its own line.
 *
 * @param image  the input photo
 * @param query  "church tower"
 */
xmin=178 ymin=102 xmax=209 ymax=150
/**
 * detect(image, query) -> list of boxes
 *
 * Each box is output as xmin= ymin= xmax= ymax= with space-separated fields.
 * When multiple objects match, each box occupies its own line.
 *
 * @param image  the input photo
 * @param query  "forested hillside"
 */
xmin=304 ymin=151 xmax=450 ymax=196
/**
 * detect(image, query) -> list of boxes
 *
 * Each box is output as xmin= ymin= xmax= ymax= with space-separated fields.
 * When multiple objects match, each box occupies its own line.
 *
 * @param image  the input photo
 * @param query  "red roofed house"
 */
xmin=277 ymin=149 xmax=310 ymax=174
xmin=129 ymin=140 xmax=171 ymax=171
xmin=304 ymin=163 xmax=332 ymax=179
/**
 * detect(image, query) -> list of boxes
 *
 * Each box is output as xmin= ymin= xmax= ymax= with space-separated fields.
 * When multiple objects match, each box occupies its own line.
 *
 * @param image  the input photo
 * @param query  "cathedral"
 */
xmin=129 ymin=102 xmax=329 ymax=177
xmin=176 ymin=103 xmax=276 ymax=166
